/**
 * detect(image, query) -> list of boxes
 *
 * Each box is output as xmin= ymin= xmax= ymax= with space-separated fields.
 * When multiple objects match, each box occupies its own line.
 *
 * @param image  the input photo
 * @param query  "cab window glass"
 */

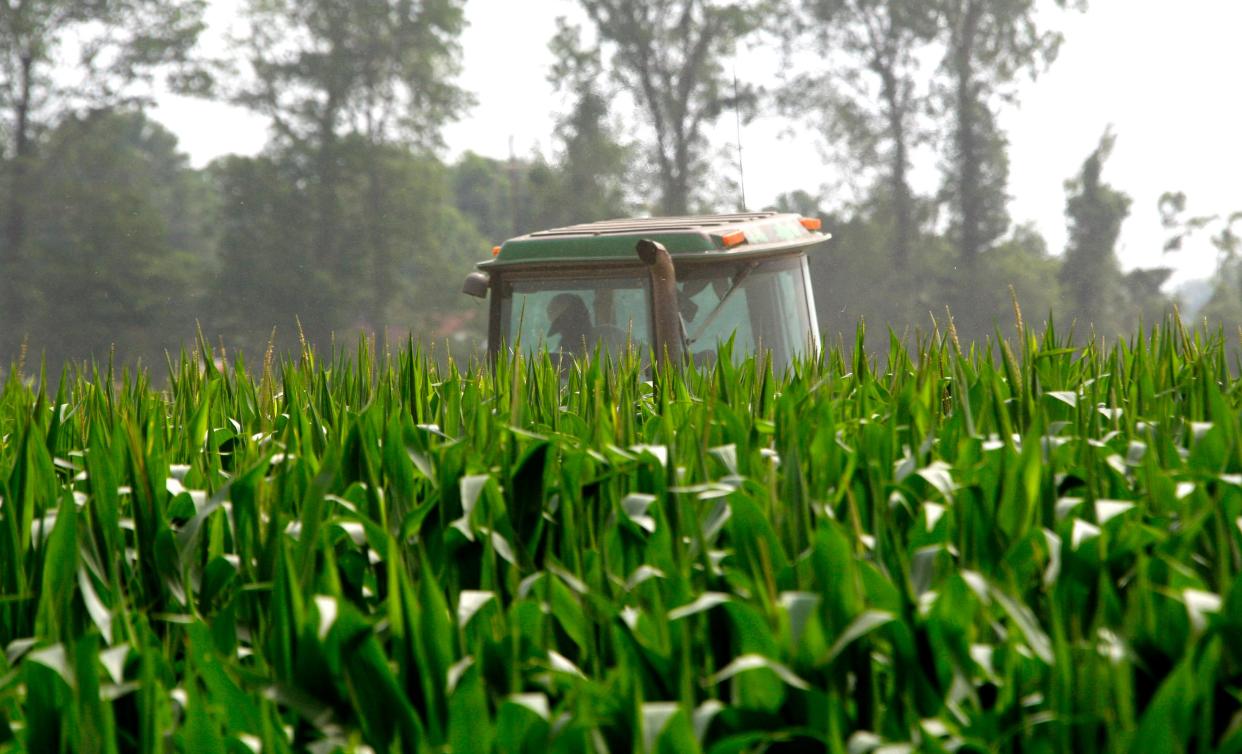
xmin=676 ymin=256 xmax=813 ymax=366
xmin=501 ymin=277 xmax=651 ymax=355
xmin=678 ymin=274 xmax=755 ymax=358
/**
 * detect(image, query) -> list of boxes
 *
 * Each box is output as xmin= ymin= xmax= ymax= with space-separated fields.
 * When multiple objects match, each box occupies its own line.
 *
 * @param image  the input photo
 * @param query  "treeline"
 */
xmin=1 ymin=0 xmax=1239 ymax=371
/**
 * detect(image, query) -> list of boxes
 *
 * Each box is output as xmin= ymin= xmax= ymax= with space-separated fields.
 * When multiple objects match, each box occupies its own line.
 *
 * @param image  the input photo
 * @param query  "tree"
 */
xmin=0 ymin=0 xmax=205 ymax=358
xmin=933 ymin=0 xmax=1085 ymax=269
xmin=24 ymin=109 xmax=212 ymax=367
xmin=542 ymin=19 xmax=632 ymax=227
xmin=785 ymin=0 xmax=935 ymax=265
xmin=1058 ymin=130 xmax=1130 ymax=333
xmin=575 ymin=0 xmax=761 ymax=215
xmin=229 ymin=0 xmax=469 ymax=148
xmin=207 ymin=154 xmax=316 ymax=357
xmin=226 ymin=0 xmax=470 ymax=343
xmin=448 ymin=22 xmax=633 ymax=241
xmin=1161 ymin=192 xmax=1242 ymax=330
xmin=1123 ymin=266 xmax=1174 ymax=326
xmin=211 ymin=146 xmax=484 ymax=356
xmin=768 ymin=189 xmax=827 ymax=220
xmin=1199 ymin=255 xmax=1242 ymax=332
xmin=452 ymin=152 xmax=521 ymax=244
xmin=1197 ymin=215 xmax=1241 ymax=330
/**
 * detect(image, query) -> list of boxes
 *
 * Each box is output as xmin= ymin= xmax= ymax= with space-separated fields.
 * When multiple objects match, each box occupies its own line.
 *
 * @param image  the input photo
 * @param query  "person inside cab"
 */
xmin=546 ymin=293 xmax=592 ymax=353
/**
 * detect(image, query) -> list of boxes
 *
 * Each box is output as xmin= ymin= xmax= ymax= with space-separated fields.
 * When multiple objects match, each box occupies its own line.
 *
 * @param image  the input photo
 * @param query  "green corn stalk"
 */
xmin=0 ymin=320 xmax=1238 ymax=752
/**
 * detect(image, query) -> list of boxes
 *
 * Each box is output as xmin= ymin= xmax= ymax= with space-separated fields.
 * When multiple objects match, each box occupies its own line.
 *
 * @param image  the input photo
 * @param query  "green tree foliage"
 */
xmin=1200 ymin=218 xmax=1242 ymax=329
xmin=1124 ymin=266 xmax=1175 ymax=327
xmin=228 ymin=0 xmax=469 ymax=149
xmin=575 ymin=0 xmax=762 ymax=214
xmin=22 ymin=109 xmax=212 ymax=367
xmin=448 ymin=123 xmax=628 ymax=249
xmin=974 ymin=225 xmax=1063 ymax=333
xmin=206 ymin=154 xmax=316 ymax=357
xmin=774 ymin=192 xmax=1062 ymax=346
xmin=803 ymin=207 xmax=948 ymax=339
xmin=0 ymin=0 xmax=206 ymax=358
xmin=449 ymin=151 xmax=573 ymax=248
xmin=1056 ymin=140 xmax=1175 ymax=337
xmin=370 ymin=150 xmax=490 ymax=348
xmin=1201 ymin=260 xmax=1242 ymax=335
xmin=464 ymin=19 xmax=637 ymax=235
xmin=1161 ymin=192 xmax=1242 ymax=331
xmin=225 ymin=0 xmax=471 ymax=345
xmin=210 ymin=145 xmax=490 ymax=357
xmin=933 ymin=0 xmax=1085 ymax=270
xmin=771 ymin=0 xmax=1086 ymax=341
xmin=3 ymin=0 xmax=1238 ymax=375
xmin=446 ymin=20 xmax=634 ymax=242
xmin=452 ymin=151 xmax=524 ymax=243
xmin=1058 ymin=130 xmax=1130 ymax=333
xmin=785 ymin=0 xmax=936 ymax=266
xmin=543 ymin=19 xmax=632 ymax=226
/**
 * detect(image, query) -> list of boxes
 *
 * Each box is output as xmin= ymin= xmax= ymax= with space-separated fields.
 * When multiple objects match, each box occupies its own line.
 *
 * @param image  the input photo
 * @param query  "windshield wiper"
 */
xmin=687 ymin=262 xmax=758 ymax=345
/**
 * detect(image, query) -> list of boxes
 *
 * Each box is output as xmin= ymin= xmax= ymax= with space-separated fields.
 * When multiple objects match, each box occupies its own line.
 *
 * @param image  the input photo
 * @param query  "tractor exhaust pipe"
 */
xmin=636 ymin=239 xmax=684 ymax=366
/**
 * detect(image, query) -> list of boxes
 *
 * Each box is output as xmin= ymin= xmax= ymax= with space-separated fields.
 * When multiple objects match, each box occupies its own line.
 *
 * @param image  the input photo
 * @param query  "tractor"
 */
xmin=462 ymin=212 xmax=829 ymax=368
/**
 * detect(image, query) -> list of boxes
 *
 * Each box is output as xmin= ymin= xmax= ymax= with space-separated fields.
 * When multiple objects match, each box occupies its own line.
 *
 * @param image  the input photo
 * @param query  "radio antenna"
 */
xmin=733 ymin=60 xmax=747 ymax=211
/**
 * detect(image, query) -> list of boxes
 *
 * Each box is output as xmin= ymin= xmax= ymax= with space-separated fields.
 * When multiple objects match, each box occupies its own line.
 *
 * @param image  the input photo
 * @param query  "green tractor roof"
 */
xmin=478 ymin=211 xmax=830 ymax=268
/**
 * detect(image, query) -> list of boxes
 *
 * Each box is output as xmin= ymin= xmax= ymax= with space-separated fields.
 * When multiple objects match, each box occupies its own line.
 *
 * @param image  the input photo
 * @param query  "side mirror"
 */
xmin=462 ymin=271 xmax=490 ymax=299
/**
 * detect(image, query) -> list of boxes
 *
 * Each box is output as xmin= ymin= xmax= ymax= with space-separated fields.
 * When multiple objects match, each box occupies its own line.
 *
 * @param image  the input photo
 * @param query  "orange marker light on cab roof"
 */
xmin=492 ymin=245 xmax=502 ymax=256
xmin=800 ymin=217 xmax=823 ymax=231
xmin=721 ymin=230 xmax=746 ymax=248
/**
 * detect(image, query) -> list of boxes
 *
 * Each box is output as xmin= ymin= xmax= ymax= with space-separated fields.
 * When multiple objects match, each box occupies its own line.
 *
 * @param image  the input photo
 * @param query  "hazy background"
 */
xmin=157 ymin=0 xmax=1242 ymax=285
xmin=2 ymin=0 xmax=1240 ymax=371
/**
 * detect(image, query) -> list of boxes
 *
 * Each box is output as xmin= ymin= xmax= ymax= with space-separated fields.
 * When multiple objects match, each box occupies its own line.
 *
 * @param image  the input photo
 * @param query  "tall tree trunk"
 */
xmin=663 ymin=130 xmax=690 ymax=215
xmin=662 ymin=174 xmax=689 ymax=215
xmin=314 ymin=110 xmax=340 ymax=271
xmin=365 ymin=153 xmax=392 ymax=334
xmin=951 ymin=1 xmax=982 ymax=269
xmin=309 ymin=93 xmax=341 ymax=348
xmin=3 ymin=51 xmax=35 ymax=354
xmin=892 ymin=135 xmax=913 ymax=264
xmin=880 ymin=66 xmax=913 ymax=265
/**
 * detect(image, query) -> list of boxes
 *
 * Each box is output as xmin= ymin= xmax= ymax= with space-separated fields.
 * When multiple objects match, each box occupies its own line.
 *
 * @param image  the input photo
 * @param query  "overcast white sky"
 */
xmin=152 ymin=0 xmax=1242 ymax=287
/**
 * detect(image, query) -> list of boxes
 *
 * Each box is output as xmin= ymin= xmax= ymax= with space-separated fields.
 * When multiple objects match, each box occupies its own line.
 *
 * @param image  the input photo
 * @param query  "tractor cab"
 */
xmin=462 ymin=212 xmax=829 ymax=369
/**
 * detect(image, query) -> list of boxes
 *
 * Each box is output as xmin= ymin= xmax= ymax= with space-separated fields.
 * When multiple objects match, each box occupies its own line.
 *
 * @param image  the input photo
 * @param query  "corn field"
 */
xmin=1 ymin=321 xmax=1241 ymax=753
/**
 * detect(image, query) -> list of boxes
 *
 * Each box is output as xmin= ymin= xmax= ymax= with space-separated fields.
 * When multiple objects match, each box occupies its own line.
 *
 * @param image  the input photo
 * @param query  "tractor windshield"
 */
xmin=495 ymin=254 xmax=817 ymax=366
xmin=676 ymin=255 xmax=816 ymax=367
xmin=501 ymin=275 xmax=652 ymax=356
